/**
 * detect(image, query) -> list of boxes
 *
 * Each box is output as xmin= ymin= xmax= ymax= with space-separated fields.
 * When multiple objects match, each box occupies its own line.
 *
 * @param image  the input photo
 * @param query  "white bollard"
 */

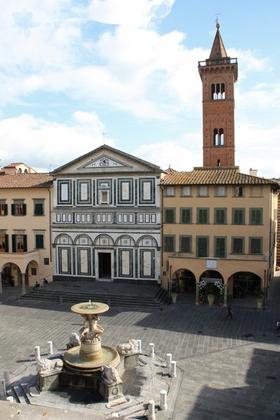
xmin=149 ymin=343 xmax=155 ymax=358
xmin=0 ymin=379 xmax=6 ymax=400
xmin=47 ymin=340 xmax=54 ymax=355
xmin=170 ymin=361 xmax=177 ymax=378
xmin=160 ymin=389 xmax=167 ymax=411
xmin=166 ymin=353 xmax=172 ymax=369
xmin=34 ymin=345 xmax=41 ymax=361
xmin=137 ymin=339 xmax=142 ymax=353
xmin=148 ymin=399 xmax=156 ymax=420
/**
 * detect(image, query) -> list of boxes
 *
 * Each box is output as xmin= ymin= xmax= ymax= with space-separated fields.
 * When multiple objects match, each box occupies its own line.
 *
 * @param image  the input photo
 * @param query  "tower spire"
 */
xmin=209 ymin=20 xmax=227 ymax=61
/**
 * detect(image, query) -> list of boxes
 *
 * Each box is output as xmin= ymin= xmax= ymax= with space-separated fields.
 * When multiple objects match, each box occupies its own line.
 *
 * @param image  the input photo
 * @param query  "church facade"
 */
xmin=51 ymin=145 xmax=161 ymax=283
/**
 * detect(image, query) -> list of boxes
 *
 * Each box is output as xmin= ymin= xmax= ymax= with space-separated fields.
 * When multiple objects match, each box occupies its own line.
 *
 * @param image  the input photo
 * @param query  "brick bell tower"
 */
xmin=198 ymin=21 xmax=238 ymax=167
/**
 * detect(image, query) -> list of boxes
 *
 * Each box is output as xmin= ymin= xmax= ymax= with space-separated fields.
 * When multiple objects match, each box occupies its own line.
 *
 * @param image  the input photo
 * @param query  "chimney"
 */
xmin=249 ymin=168 xmax=258 ymax=177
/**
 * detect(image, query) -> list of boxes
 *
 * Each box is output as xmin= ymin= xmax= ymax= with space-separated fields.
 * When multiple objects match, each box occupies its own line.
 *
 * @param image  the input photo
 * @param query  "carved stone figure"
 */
xmin=67 ymin=332 xmax=81 ymax=349
xmin=37 ymin=358 xmax=63 ymax=374
xmin=117 ymin=339 xmax=139 ymax=355
xmin=101 ymin=365 xmax=122 ymax=385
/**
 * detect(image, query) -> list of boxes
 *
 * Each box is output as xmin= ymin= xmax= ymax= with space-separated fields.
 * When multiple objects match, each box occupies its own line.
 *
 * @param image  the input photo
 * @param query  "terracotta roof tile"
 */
xmin=0 ymin=173 xmax=52 ymax=189
xmin=160 ymin=167 xmax=279 ymax=188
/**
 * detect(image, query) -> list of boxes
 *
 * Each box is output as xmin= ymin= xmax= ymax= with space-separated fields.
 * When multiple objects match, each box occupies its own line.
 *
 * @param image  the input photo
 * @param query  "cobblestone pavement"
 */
xmin=1 ymin=296 xmax=280 ymax=419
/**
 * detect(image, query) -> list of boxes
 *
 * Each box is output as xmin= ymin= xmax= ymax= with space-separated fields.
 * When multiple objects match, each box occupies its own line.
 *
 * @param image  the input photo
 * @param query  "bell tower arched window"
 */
xmin=213 ymin=128 xmax=224 ymax=146
xmin=211 ymin=83 xmax=225 ymax=100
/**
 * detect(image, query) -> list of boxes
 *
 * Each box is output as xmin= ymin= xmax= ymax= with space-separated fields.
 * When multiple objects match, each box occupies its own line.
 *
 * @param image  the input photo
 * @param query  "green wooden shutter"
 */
xmin=23 ymin=235 xmax=27 ymax=252
xmin=11 ymin=204 xmax=15 ymax=215
xmin=12 ymin=235 xmax=16 ymax=252
xmin=5 ymin=235 xmax=9 ymax=252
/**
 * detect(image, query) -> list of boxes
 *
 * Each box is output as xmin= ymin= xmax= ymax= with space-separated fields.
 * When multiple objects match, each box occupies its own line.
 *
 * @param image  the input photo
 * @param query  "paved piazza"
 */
xmin=1 ymin=297 xmax=280 ymax=419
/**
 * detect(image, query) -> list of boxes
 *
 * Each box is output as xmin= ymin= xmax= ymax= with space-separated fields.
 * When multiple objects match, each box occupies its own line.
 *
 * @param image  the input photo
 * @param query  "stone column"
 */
xmin=0 ymin=272 xmax=2 ymax=295
xmin=223 ymin=284 xmax=227 ymax=307
xmin=195 ymin=282 xmax=199 ymax=305
xmin=21 ymin=273 xmax=26 ymax=295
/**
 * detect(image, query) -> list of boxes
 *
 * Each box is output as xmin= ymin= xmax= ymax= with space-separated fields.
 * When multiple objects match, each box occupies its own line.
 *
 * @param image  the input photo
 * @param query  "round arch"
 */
xmin=54 ymin=234 xmax=73 ymax=245
xmin=25 ymin=260 xmax=39 ymax=287
xmin=115 ymin=235 xmax=135 ymax=247
xmin=136 ymin=235 xmax=158 ymax=247
xmin=227 ymin=272 xmax=262 ymax=299
xmin=1 ymin=262 xmax=22 ymax=287
xmin=74 ymin=234 xmax=93 ymax=246
xmin=94 ymin=234 xmax=114 ymax=247
xmin=199 ymin=270 xmax=224 ymax=305
xmin=172 ymin=269 xmax=196 ymax=294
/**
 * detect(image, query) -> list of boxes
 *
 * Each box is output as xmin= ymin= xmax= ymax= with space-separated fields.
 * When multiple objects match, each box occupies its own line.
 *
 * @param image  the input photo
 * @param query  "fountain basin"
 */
xmin=64 ymin=345 xmax=120 ymax=373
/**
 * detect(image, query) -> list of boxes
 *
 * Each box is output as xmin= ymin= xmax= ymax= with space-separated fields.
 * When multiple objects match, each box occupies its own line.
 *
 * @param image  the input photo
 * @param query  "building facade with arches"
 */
xmin=52 ymin=145 xmax=161 ymax=283
xmin=0 ymin=164 xmax=53 ymax=294
xmin=160 ymin=23 xmax=280 ymax=305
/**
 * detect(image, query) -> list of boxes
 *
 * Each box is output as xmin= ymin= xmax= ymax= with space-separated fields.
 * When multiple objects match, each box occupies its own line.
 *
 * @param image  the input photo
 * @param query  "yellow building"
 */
xmin=161 ymin=167 xmax=279 ymax=304
xmin=0 ymin=163 xmax=53 ymax=294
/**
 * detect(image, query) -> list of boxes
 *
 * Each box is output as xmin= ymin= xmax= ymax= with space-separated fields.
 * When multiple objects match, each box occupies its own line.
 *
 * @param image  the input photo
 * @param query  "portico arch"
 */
xmin=172 ymin=269 xmax=196 ymax=294
xmin=227 ymin=271 xmax=262 ymax=299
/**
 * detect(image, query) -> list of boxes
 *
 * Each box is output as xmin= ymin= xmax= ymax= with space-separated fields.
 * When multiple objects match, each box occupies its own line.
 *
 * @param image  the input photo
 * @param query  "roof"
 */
xmin=209 ymin=23 xmax=228 ymax=60
xmin=0 ymin=173 xmax=52 ymax=189
xmin=52 ymin=144 xmax=161 ymax=174
xmin=160 ymin=167 xmax=279 ymax=189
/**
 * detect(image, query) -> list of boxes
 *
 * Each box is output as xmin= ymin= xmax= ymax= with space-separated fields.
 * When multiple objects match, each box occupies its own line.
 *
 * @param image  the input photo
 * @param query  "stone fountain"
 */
xmin=38 ymin=301 xmax=135 ymax=401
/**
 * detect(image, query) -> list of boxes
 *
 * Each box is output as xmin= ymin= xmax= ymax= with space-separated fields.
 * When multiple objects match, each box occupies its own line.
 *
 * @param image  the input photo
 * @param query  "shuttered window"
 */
xmin=196 ymin=237 xmax=208 ymax=257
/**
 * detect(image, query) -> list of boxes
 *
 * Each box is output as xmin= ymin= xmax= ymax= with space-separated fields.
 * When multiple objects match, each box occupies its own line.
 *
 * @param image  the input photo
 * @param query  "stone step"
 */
xmin=21 ymin=290 xmax=161 ymax=308
xmin=11 ymin=384 xmax=30 ymax=404
xmin=112 ymin=400 xmax=145 ymax=417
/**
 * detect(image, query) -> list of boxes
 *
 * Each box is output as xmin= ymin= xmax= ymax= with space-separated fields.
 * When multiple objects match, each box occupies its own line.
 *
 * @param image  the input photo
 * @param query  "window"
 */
xmin=12 ymin=234 xmax=27 ymax=252
xmin=211 ymin=83 xmax=225 ymax=100
xmin=33 ymin=200 xmax=44 ymax=216
xmin=164 ymin=208 xmax=176 ymax=223
xmin=197 ymin=186 xmax=208 ymax=197
xmin=234 ymin=186 xmax=244 ymax=197
xmin=0 ymin=201 xmax=8 ymax=216
xmin=31 ymin=267 xmax=37 ymax=276
xmin=196 ymin=237 xmax=208 ymax=257
xmin=232 ymin=237 xmax=244 ymax=254
xmin=11 ymin=202 xmax=26 ymax=216
xmin=0 ymin=234 xmax=8 ymax=252
xmin=197 ymin=208 xmax=209 ymax=224
xmin=215 ymin=186 xmax=226 ymax=197
xmin=215 ymin=208 xmax=227 ymax=224
xmin=249 ymin=237 xmax=262 ymax=255
xmin=181 ymin=186 xmax=192 ymax=197
xmin=215 ymin=237 xmax=226 ymax=258
xmin=44 ymin=258 xmax=49 ymax=265
xmin=100 ymin=190 xmax=109 ymax=204
xmin=165 ymin=186 xmax=175 ymax=197
xmin=180 ymin=208 xmax=192 ymax=224
xmin=232 ymin=208 xmax=245 ymax=225
xmin=249 ymin=208 xmax=263 ymax=225
xmin=164 ymin=235 xmax=175 ymax=252
xmin=35 ymin=234 xmax=44 ymax=249
xmin=213 ymin=128 xmax=224 ymax=146
xmin=58 ymin=180 xmax=72 ymax=204
xmin=180 ymin=236 xmax=192 ymax=253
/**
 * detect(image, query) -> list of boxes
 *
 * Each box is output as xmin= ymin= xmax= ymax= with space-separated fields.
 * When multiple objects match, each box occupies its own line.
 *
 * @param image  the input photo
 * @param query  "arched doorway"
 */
xmin=199 ymin=270 xmax=224 ymax=305
xmin=1 ymin=263 xmax=21 ymax=287
xmin=228 ymin=272 xmax=262 ymax=299
xmin=172 ymin=269 xmax=196 ymax=294
xmin=25 ymin=260 xmax=39 ymax=287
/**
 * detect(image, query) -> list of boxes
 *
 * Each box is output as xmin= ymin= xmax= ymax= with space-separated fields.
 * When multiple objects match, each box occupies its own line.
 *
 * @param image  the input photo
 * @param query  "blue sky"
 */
xmin=0 ymin=0 xmax=279 ymax=177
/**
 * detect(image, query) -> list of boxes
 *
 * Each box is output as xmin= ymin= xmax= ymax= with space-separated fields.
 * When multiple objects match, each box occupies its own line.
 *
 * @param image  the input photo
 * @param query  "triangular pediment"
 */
xmin=80 ymin=155 xmax=128 ymax=169
xmin=52 ymin=145 xmax=161 ymax=175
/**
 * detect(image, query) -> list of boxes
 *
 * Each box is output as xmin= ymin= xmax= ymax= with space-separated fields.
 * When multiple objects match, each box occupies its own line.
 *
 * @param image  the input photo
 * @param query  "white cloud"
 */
xmin=236 ymin=120 xmax=280 ymax=178
xmin=84 ymin=0 xmax=175 ymax=27
xmin=133 ymin=132 xmax=202 ymax=171
xmin=0 ymin=112 xmax=114 ymax=171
